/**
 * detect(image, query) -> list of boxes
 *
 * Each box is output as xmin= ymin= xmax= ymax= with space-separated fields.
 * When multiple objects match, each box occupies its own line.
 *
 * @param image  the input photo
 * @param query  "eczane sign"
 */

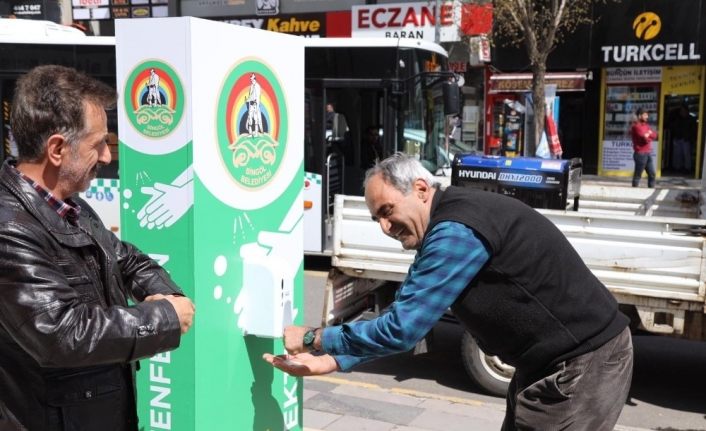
xmin=352 ymin=1 xmax=461 ymax=42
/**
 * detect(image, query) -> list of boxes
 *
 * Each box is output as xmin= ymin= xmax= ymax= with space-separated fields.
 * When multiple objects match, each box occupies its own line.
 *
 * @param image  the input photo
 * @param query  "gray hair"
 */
xmin=364 ymin=152 xmax=440 ymax=195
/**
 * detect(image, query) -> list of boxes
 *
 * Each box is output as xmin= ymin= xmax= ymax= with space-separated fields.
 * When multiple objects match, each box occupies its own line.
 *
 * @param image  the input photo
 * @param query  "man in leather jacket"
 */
xmin=0 ymin=65 xmax=196 ymax=430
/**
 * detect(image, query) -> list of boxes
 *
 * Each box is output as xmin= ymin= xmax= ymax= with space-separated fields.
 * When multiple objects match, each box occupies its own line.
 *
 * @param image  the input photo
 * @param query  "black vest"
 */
xmin=428 ymin=186 xmax=628 ymax=375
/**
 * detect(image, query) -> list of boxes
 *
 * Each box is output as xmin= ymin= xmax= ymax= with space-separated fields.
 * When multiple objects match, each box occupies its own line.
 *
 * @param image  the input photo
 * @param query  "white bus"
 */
xmin=301 ymin=37 xmax=459 ymax=254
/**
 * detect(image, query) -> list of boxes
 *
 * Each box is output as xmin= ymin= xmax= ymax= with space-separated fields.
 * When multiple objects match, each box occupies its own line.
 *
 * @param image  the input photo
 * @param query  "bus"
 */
xmin=0 ymin=19 xmax=460 ymax=253
xmin=0 ymin=19 xmax=116 ymax=163
xmin=302 ymin=37 xmax=459 ymax=254
xmin=0 ymin=19 xmax=121 ymax=231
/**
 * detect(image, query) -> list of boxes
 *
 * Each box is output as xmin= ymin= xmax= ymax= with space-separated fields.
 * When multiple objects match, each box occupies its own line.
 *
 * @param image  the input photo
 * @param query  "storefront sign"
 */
xmin=255 ymin=0 xmax=277 ymax=16
xmin=605 ymin=67 xmax=662 ymax=83
xmin=594 ymin=0 xmax=703 ymax=66
xmin=180 ymin=0 xmax=363 ymax=19
xmin=73 ymin=0 xmax=109 ymax=7
xmin=352 ymin=1 xmax=459 ymax=42
xmin=217 ymin=12 xmax=328 ymax=37
xmin=662 ymin=65 xmax=704 ymax=94
xmin=469 ymin=35 xmax=490 ymax=66
xmin=601 ymin=42 xmax=701 ymax=64
xmin=72 ymin=0 xmax=167 ymax=20
xmin=12 ymin=2 xmax=42 ymax=16
xmin=488 ymin=73 xmax=586 ymax=93
xmin=12 ymin=0 xmax=61 ymax=21
xmin=460 ymin=3 xmax=492 ymax=36
xmin=601 ymin=140 xmax=638 ymax=172
xmin=11 ymin=0 xmax=61 ymax=20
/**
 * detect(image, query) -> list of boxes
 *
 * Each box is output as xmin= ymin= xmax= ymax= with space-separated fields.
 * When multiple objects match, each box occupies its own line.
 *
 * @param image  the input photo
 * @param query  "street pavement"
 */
xmin=301 ymin=266 xmax=706 ymax=430
xmin=301 ymin=375 xmax=658 ymax=431
xmin=302 ymin=374 xmax=505 ymax=431
xmin=301 ymin=375 xmax=655 ymax=431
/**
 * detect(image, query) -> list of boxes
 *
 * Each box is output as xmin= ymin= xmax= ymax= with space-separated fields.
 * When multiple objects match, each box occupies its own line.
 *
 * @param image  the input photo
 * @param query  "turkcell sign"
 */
xmin=602 ymin=43 xmax=701 ymax=63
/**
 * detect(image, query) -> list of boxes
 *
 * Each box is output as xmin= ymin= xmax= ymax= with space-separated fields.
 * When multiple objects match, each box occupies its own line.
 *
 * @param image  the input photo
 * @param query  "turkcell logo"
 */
xmin=498 ymin=173 xmax=543 ymax=184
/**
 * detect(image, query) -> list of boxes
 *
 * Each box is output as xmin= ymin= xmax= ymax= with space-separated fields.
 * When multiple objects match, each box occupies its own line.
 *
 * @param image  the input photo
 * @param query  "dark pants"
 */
xmin=501 ymin=327 xmax=633 ymax=431
xmin=633 ymin=152 xmax=656 ymax=188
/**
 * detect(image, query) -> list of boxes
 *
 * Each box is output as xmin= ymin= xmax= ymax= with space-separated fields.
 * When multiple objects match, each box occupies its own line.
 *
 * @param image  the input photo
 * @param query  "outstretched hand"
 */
xmin=262 ymin=352 xmax=339 ymax=377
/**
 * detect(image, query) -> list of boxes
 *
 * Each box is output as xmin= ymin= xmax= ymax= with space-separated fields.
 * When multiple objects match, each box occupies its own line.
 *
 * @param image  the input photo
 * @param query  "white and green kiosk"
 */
xmin=115 ymin=17 xmax=304 ymax=430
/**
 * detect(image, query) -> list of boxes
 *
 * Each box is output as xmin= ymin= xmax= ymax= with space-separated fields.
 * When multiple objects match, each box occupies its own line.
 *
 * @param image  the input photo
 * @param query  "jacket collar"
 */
xmin=429 ymin=184 xmax=444 ymax=217
xmin=420 ymin=185 xmax=445 ymax=247
xmin=0 ymin=160 xmax=93 ymax=247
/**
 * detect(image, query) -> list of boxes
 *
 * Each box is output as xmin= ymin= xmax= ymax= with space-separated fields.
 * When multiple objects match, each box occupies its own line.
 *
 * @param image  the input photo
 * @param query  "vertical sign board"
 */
xmin=116 ymin=17 xmax=304 ymax=430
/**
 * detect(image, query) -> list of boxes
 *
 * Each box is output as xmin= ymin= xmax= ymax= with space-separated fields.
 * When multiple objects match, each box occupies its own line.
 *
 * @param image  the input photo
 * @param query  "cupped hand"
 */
xmin=262 ymin=352 xmax=339 ymax=376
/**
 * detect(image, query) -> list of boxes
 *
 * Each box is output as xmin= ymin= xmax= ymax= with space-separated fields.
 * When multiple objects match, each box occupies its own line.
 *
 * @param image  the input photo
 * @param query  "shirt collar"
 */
xmin=10 ymin=162 xmax=81 ymax=224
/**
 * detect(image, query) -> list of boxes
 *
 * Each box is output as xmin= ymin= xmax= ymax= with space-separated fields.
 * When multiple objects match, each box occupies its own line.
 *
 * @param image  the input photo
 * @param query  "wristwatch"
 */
xmin=303 ymin=328 xmax=319 ymax=352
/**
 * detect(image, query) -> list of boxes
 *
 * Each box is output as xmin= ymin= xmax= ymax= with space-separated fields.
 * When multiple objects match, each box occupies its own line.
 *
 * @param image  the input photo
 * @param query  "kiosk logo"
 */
xmin=124 ymin=60 xmax=184 ymax=139
xmin=217 ymin=59 xmax=288 ymax=189
xmin=632 ymin=12 xmax=661 ymax=41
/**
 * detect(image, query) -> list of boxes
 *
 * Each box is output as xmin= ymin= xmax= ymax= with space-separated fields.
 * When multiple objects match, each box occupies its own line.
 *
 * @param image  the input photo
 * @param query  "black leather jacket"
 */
xmin=0 ymin=161 xmax=183 ymax=431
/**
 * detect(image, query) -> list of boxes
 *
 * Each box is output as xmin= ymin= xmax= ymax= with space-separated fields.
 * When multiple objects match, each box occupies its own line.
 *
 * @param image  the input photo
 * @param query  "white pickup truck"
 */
xmin=320 ymin=179 xmax=706 ymax=396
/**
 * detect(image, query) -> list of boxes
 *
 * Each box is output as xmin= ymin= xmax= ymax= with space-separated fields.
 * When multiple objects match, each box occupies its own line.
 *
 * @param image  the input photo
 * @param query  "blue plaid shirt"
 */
xmin=322 ymin=221 xmax=490 ymax=371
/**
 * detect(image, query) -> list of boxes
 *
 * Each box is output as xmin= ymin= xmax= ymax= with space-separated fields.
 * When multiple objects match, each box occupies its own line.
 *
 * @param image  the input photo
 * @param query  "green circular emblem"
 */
xmin=217 ymin=60 xmax=288 ymax=189
xmin=124 ymin=60 xmax=184 ymax=139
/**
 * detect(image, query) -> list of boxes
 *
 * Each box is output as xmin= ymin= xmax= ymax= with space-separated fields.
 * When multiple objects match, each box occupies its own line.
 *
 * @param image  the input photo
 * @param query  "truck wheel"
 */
xmin=460 ymin=331 xmax=514 ymax=397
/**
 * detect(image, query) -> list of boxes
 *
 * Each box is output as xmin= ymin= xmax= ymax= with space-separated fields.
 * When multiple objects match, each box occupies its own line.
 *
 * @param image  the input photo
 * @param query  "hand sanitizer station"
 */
xmin=115 ymin=17 xmax=304 ymax=430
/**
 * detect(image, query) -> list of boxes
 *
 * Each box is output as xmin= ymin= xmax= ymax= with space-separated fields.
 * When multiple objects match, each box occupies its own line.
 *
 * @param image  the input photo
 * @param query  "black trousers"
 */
xmin=502 ymin=327 xmax=633 ymax=431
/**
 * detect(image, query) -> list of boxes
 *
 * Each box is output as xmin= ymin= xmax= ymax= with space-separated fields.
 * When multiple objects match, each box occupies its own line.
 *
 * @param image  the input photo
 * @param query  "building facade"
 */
xmin=492 ymin=0 xmax=705 ymax=177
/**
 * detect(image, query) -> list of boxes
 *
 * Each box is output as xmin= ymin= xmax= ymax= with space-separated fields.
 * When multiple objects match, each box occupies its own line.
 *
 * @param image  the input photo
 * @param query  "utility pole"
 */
xmin=434 ymin=0 xmax=440 ymax=43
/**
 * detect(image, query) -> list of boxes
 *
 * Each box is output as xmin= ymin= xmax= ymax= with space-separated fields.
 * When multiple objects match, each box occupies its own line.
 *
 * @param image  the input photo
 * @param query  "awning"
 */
xmin=488 ymin=72 xmax=587 ymax=94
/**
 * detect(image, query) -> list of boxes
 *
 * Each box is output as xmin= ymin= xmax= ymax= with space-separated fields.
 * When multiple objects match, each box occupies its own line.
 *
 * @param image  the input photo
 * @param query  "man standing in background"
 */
xmin=631 ymin=107 xmax=657 ymax=188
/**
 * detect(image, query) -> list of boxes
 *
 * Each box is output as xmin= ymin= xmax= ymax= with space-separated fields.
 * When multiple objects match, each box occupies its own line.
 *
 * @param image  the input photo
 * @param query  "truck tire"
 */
xmin=460 ymin=331 xmax=514 ymax=397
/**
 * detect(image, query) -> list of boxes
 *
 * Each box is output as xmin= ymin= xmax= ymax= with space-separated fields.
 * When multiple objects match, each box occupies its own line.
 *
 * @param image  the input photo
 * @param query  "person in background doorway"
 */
xmin=361 ymin=125 xmax=383 ymax=168
xmin=0 ymin=65 xmax=195 ymax=430
xmin=448 ymin=114 xmax=462 ymax=150
xmin=264 ymin=153 xmax=634 ymax=431
xmin=669 ymin=103 xmax=696 ymax=174
xmin=325 ymin=102 xmax=336 ymax=130
xmin=325 ymin=102 xmax=349 ymax=136
xmin=630 ymin=107 xmax=657 ymax=188
xmin=325 ymin=102 xmax=350 ymax=163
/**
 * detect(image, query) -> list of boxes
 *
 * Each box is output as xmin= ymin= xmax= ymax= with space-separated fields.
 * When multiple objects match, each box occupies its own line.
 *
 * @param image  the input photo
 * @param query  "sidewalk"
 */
xmin=302 ymin=375 xmax=506 ymax=431
xmin=301 ymin=376 xmax=654 ymax=431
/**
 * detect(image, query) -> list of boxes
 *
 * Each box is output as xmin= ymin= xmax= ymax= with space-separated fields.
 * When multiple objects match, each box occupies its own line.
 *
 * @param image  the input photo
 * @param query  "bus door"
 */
xmin=325 ymin=86 xmax=390 ymax=187
xmin=303 ymin=80 xmax=391 ymax=255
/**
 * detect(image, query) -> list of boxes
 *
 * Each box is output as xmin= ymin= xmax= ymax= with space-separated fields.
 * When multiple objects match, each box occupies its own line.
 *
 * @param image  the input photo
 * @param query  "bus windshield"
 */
xmin=301 ymin=40 xmax=456 ymax=253
xmin=303 ymin=41 xmax=455 ymax=193
xmin=400 ymin=47 xmax=453 ymax=174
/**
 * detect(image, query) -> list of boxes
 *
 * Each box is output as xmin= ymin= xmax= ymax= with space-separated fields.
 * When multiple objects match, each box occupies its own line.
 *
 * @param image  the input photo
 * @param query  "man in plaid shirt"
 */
xmin=266 ymin=153 xmax=633 ymax=431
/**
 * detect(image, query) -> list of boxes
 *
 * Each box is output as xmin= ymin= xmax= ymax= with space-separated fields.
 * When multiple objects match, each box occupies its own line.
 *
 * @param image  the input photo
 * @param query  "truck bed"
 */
xmin=327 ymin=191 xmax=706 ymax=339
